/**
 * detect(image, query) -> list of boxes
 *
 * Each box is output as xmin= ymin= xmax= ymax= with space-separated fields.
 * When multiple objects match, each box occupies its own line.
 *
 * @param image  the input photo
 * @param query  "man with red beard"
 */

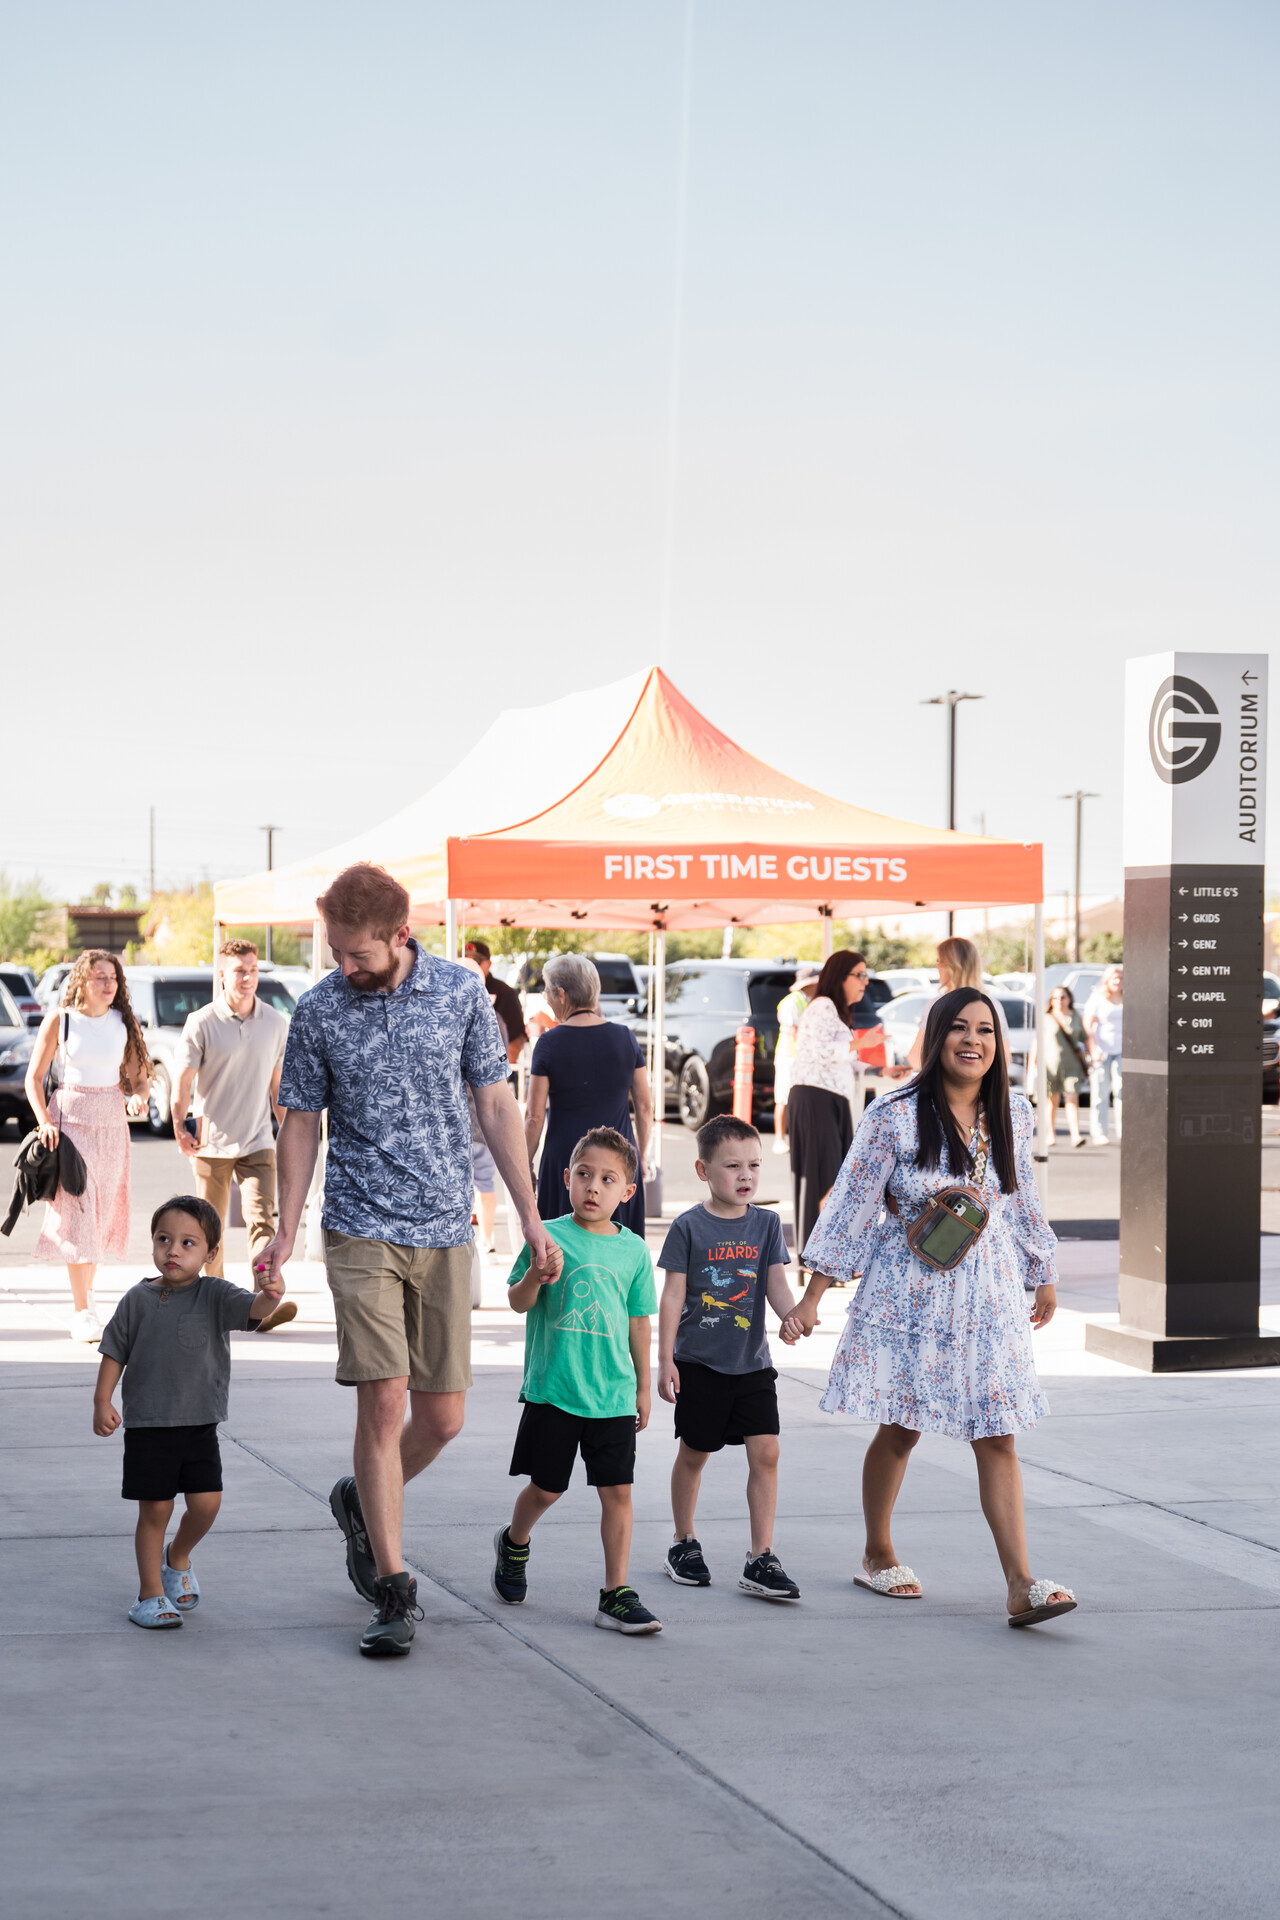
xmin=258 ymin=862 xmax=562 ymax=1659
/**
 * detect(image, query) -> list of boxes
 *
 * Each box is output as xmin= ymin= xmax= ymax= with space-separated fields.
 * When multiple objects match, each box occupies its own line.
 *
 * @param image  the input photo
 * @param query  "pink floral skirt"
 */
xmin=35 ymin=1086 xmax=131 ymax=1266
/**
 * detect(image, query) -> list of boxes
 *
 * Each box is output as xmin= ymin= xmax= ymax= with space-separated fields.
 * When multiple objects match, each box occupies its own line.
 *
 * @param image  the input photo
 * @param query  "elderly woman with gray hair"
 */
xmin=523 ymin=953 xmax=653 ymax=1237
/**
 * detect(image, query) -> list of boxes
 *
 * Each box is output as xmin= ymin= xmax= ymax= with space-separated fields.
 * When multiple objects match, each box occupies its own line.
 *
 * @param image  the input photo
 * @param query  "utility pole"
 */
xmin=149 ymin=806 xmax=156 ymax=899
xmin=260 ymin=825 xmax=281 ymax=963
xmin=1060 ymin=790 xmax=1099 ymax=963
xmin=922 ymin=690 xmax=982 ymax=936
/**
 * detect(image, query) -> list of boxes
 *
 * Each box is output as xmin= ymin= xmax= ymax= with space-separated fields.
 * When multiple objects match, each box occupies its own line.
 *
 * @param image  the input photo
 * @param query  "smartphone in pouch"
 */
xmin=182 ymin=1115 xmax=206 ymax=1147
xmin=917 ymin=1195 xmax=985 ymax=1268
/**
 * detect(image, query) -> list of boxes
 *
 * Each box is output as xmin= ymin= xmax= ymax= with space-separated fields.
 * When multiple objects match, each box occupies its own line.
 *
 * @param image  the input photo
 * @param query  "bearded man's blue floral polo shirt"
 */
xmin=279 ymin=941 xmax=509 ymax=1247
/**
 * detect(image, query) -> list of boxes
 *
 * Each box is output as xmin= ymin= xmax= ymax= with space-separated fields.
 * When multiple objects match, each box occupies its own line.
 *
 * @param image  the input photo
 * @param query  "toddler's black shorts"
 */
xmin=673 ymin=1361 xmax=779 ymax=1453
xmin=122 ymin=1423 xmax=223 ymax=1501
xmin=510 ymin=1400 xmax=636 ymax=1492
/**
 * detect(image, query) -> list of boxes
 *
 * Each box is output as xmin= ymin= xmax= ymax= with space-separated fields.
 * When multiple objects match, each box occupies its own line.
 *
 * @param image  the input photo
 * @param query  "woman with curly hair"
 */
xmin=25 ymin=951 xmax=151 ymax=1340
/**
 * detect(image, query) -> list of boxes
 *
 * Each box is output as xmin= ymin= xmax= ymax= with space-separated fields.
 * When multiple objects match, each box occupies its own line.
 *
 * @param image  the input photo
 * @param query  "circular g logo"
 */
xmin=1149 ymin=676 xmax=1221 ymax=785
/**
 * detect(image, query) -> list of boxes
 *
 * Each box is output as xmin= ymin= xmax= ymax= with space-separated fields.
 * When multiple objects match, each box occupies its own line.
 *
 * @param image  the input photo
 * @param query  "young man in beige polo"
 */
xmin=173 ymin=940 xmax=296 ymax=1332
xmin=258 ymin=862 xmax=562 ymax=1659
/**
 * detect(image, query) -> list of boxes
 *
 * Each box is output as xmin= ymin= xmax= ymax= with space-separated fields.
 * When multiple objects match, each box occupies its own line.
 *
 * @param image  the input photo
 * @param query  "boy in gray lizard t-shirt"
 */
xmin=656 ymin=1116 xmax=800 ymax=1601
xmin=94 ymin=1195 xmax=284 ymax=1630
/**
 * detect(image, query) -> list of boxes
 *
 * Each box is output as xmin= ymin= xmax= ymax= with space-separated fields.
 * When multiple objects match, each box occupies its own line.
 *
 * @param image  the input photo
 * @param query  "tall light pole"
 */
xmin=1060 ymin=790 xmax=1099 ymax=963
xmin=259 ymin=825 xmax=281 ymax=963
xmin=922 ymin=690 xmax=982 ymax=935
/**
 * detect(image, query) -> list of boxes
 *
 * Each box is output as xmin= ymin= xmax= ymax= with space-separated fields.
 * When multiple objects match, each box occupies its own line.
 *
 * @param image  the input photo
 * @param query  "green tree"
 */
xmin=0 ymin=874 xmax=56 ymax=963
xmin=1082 ymin=931 xmax=1123 ymax=964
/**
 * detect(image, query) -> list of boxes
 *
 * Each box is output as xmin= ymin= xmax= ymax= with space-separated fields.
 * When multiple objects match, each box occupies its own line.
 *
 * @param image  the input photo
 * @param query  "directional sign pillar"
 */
xmin=1085 ymin=652 xmax=1278 ymax=1370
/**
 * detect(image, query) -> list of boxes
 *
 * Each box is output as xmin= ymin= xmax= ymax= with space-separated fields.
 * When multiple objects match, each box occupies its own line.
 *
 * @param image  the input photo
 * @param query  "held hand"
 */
xmin=125 ymin=1094 xmax=147 ymax=1120
xmin=780 ymin=1298 xmax=820 ymax=1344
xmin=1030 ymin=1284 xmax=1057 ymax=1329
xmin=526 ymin=1225 xmax=563 ymax=1286
xmin=657 ymin=1363 xmax=680 ymax=1405
xmin=175 ymin=1127 xmax=198 ymax=1158
xmin=257 ymin=1274 xmax=285 ymax=1306
xmin=635 ymin=1388 xmax=651 ymax=1433
xmin=38 ymin=1122 xmax=59 ymax=1151
xmin=254 ymin=1231 xmax=294 ymax=1292
xmin=93 ymin=1402 xmax=121 ymax=1437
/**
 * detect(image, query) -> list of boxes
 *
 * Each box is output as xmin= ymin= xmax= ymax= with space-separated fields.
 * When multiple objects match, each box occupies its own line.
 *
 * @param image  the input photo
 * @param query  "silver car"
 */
xmin=0 ymin=981 xmax=37 ymax=1129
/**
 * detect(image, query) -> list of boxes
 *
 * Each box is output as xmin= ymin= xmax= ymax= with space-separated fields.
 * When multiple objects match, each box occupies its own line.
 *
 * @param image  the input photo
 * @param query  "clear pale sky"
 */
xmin=3 ymin=1 xmax=1277 ymax=910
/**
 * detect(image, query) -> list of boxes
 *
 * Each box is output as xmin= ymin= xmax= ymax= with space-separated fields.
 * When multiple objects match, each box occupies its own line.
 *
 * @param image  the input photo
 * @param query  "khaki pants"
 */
xmin=193 ymin=1149 xmax=277 ymax=1281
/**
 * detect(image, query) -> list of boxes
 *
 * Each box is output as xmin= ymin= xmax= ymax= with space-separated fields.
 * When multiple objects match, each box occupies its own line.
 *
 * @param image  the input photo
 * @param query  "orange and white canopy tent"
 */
xmin=214 ymin=668 xmax=1041 ymax=933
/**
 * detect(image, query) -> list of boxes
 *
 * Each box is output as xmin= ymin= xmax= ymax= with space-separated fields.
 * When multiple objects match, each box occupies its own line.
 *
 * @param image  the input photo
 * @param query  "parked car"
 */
xmin=262 ymin=964 xmax=314 ymax=1003
xmin=590 ymin=952 xmax=647 ymax=1022
xmin=877 ymin=968 xmax=940 ymax=998
xmin=658 ymin=960 xmax=892 ymax=1129
xmin=1043 ymin=963 xmax=1108 ymax=1011
xmin=879 ymin=989 xmax=1034 ymax=1089
xmin=0 ymin=966 xmax=43 ymax=1029
xmin=35 ymin=961 xmax=74 ymax=1011
xmin=0 ymin=980 xmax=37 ymax=1129
xmin=1265 ymin=1012 xmax=1279 ymax=1104
xmin=124 ymin=967 xmax=297 ymax=1135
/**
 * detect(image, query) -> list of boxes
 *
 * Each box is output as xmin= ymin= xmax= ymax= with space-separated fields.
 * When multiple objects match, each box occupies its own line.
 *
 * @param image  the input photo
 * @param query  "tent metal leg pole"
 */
xmin=1033 ymin=901 xmax=1049 ymax=1212
xmin=213 ymin=920 xmax=224 ymax=1000
xmin=653 ymin=931 xmax=666 ymax=1172
xmin=821 ymin=912 xmax=834 ymax=961
xmin=445 ymin=900 xmax=458 ymax=960
xmin=311 ymin=919 xmax=325 ymax=983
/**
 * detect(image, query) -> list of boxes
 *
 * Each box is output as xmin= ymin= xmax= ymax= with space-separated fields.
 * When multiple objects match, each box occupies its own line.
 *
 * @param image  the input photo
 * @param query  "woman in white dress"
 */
xmin=25 ymin=950 xmax=151 ymax=1340
xmin=782 ymin=987 xmax=1077 ymax=1627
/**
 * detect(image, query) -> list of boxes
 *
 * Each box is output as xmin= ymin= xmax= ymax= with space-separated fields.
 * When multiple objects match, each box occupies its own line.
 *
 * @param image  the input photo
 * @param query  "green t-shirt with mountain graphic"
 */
xmin=508 ymin=1214 xmax=657 ymax=1420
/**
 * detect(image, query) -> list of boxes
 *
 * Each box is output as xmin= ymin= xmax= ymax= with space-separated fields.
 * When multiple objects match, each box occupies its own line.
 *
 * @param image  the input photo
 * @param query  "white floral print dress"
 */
xmin=802 ymin=1088 xmax=1055 ymax=1441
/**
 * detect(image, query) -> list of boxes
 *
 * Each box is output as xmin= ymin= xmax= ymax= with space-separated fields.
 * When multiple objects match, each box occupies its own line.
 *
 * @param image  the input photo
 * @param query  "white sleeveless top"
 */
xmin=60 ymin=1009 xmax=127 ymax=1088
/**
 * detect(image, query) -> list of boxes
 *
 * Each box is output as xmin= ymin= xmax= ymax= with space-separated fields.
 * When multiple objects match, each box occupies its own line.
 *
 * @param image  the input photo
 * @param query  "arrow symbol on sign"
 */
xmin=1177 ymin=940 xmax=1188 ymax=948
xmin=1176 ymin=1018 xmax=1186 ymax=1026
xmin=1179 ymin=887 xmax=1188 ymax=896
xmin=1243 ymin=671 xmax=1258 ymax=683
xmin=1178 ymin=966 xmax=1188 ymax=974
xmin=1178 ymin=914 xmax=1188 ymax=922
xmin=1177 ymin=992 xmax=1187 ymax=1000
xmin=1177 ymin=1044 xmax=1187 ymax=1053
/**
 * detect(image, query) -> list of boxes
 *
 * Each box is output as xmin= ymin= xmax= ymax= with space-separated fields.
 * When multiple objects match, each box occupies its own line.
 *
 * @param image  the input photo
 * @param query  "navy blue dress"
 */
xmin=531 ymin=1021 xmax=646 ymax=1237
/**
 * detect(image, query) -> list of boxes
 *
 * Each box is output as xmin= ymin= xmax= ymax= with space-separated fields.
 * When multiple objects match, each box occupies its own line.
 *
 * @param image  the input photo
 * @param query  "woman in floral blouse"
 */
xmin=787 ymin=950 xmax=871 ymax=1277
xmin=783 ymin=987 xmax=1077 ymax=1628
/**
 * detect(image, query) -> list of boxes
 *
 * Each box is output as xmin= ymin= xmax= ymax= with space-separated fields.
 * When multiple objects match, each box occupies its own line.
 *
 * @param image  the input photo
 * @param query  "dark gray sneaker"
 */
xmin=739 ymin=1550 xmax=801 ymax=1600
xmin=492 ymin=1526 xmax=530 ymax=1604
xmin=359 ymin=1572 xmax=422 ymax=1658
xmin=663 ymin=1536 xmax=711 ymax=1586
xmin=595 ymin=1586 xmax=662 ymax=1634
xmin=330 ymin=1476 xmax=378 ymax=1603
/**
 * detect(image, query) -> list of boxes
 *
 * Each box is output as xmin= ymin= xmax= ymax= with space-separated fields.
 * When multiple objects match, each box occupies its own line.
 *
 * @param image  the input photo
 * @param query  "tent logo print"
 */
xmin=603 ymin=793 xmax=662 ymax=819
xmin=1148 ymin=676 xmax=1221 ymax=786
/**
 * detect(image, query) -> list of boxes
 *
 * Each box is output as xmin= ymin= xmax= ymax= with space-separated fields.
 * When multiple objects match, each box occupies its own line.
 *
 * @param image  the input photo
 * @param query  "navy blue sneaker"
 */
xmin=492 ymin=1526 xmax=530 ymax=1604
xmin=663 ymin=1536 xmax=711 ymax=1586
xmin=595 ymin=1586 xmax=662 ymax=1634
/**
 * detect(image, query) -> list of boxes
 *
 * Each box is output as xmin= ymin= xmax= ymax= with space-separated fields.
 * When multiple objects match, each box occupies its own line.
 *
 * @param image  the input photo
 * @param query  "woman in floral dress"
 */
xmin=783 ymin=987 xmax=1077 ymax=1627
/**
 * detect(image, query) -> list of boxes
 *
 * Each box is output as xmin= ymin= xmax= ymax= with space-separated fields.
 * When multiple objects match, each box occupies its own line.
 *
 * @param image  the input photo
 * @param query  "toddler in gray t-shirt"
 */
xmin=94 ymin=1195 xmax=285 ymax=1631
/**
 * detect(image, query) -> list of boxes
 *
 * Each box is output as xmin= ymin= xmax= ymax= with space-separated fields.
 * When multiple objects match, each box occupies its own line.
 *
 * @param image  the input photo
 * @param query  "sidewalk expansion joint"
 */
xmin=219 ymin=1423 xmax=911 ymax=1920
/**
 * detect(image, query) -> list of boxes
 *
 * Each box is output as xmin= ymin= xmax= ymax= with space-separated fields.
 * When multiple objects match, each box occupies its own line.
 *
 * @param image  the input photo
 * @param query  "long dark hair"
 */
xmin=812 ymin=949 xmax=866 ymax=1030
xmin=912 ymin=987 xmax=1016 ymax=1192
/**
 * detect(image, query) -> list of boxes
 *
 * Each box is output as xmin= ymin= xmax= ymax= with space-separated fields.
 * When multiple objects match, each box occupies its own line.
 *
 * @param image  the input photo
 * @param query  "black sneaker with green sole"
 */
xmin=595 ymin=1586 xmax=662 ymax=1634
xmin=359 ymin=1572 xmax=423 ymax=1658
xmin=492 ymin=1526 xmax=530 ymax=1604
xmin=329 ymin=1476 xmax=378 ymax=1603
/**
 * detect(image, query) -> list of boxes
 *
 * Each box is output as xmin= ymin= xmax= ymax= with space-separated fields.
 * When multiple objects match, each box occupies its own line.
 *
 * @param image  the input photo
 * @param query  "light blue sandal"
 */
xmin=162 ymin=1547 xmax=200 ymax=1609
xmin=129 ymin=1594 xmax=183 ymax=1629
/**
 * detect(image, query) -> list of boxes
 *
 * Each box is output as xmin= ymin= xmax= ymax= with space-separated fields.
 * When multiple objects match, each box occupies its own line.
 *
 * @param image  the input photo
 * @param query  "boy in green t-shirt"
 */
xmin=493 ymin=1126 xmax=661 ymax=1634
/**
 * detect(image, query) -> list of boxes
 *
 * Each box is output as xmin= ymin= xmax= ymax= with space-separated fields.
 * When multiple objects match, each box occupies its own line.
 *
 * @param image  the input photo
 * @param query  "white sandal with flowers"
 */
xmin=1008 ymin=1579 xmax=1076 ymax=1627
xmin=854 ymin=1564 xmax=922 ymax=1599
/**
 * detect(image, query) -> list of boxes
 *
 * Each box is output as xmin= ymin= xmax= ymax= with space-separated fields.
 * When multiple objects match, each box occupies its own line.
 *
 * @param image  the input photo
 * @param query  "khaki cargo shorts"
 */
xmin=322 ymin=1231 xmax=474 ymax=1393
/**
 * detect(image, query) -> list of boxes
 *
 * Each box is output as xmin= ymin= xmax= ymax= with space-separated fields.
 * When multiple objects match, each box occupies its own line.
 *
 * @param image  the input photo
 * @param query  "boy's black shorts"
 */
xmin=673 ymin=1361 xmax=779 ymax=1453
xmin=122 ymin=1424 xmax=223 ymax=1501
xmin=510 ymin=1401 xmax=636 ymax=1493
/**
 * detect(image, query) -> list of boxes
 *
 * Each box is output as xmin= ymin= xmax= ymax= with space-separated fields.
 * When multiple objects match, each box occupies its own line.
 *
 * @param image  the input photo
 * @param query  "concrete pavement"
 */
xmin=4 ymin=1120 xmax=1280 ymax=1917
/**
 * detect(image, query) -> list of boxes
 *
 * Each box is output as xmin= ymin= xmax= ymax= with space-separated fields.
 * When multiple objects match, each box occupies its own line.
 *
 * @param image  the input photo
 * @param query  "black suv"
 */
xmin=661 ymin=959 xmax=891 ymax=1129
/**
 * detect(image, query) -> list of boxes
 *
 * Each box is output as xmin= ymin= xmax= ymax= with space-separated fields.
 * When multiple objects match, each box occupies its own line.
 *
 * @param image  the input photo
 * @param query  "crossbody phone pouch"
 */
xmin=885 ymin=1115 xmax=991 ymax=1273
